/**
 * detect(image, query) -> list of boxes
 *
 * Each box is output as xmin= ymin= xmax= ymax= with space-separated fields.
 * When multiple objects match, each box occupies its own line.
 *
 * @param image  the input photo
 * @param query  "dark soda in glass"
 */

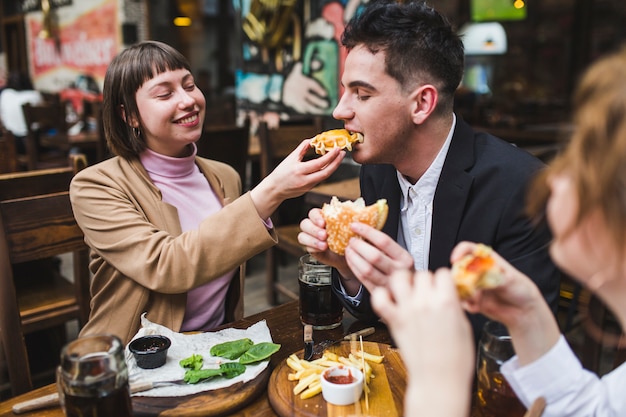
xmin=299 ymin=279 xmax=343 ymax=329
xmin=63 ymin=383 xmax=132 ymax=417
xmin=57 ymin=335 xmax=132 ymax=417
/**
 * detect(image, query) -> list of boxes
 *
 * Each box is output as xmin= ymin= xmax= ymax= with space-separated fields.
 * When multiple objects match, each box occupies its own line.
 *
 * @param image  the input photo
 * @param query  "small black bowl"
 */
xmin=129 ymin=335 xmax=171 ymax=369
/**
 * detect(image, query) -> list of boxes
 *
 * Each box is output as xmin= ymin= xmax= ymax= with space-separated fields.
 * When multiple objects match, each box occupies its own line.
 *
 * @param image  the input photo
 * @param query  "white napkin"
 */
xmin=125 ymin=314 xmax=273 ymax=397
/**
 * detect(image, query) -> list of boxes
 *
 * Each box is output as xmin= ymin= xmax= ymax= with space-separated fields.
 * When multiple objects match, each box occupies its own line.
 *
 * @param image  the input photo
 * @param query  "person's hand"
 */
xmin=371 ymin=269 xmax=474 ymax=417
xmin=283 ymin=63 xmax=330 ymax=114
xmin=344 ymin=222 xmax=415 ymax=294
xmin=250 ymin=141 xmax=345 ymax=220
xmin=453 ymin=241 xmax=561 ymax=365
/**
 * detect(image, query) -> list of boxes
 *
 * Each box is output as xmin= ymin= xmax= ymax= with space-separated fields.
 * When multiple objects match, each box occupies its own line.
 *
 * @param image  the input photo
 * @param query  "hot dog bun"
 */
xmin=321 ymin=197 xmax=388 ymax=255
xmin=451 ymin=244 xmax=504 ymax=299
xmin=310 ymin=129 xmax=364 ymax=155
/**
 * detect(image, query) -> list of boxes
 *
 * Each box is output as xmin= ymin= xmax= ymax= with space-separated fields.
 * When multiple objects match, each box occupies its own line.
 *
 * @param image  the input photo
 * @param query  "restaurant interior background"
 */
xmin=0 ymin=0 xmax=625 ymax=401
xmin=1 ymin=0 xmax=625 ymax=131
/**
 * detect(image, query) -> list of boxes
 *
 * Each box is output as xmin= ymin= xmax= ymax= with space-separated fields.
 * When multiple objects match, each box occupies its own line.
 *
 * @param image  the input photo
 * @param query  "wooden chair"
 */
xmin=79 ymin=99 xmax=106 ymax=163
xmin=0 ymin=127 xmax=19 ymax=174
xmin=258 ymin=118 xmax=323 ymax=305
xmin=197 ymin=119 xmax=251 ymax=189
xmin=0 ymin=154 xmax=87 ymax=201
xmin=0 ymin=156 xmax=90 ymax=396
xmin=21 ymin=101 xmax=71 ymax=171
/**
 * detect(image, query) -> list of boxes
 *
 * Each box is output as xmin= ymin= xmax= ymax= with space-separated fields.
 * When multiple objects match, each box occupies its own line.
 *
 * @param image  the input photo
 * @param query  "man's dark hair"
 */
xmin=341 ymin=0 xmax=464 ymax=110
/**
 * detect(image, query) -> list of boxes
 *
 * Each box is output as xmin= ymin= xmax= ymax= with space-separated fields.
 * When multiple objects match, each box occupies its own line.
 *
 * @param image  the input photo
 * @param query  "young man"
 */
xmin=298 ymin=0 xmax=560 ymax=344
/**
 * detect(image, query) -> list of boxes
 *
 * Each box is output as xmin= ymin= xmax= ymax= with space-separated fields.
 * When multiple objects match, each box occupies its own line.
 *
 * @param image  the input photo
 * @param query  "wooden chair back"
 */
xmin=197 ymin=119 xmax=251 ymax=188
xmin=0 ymin=157 xmax=90 ymax=396
xmin=0 ymin=128 xmax=19 ymax=174
xmin=21 ymin=102 xmax=70 ymax=170
xmin=257 ymin=118 xmax=322 ymax=180
xmin=257 ymin=118 xmax=323 ymax=305
xmin=0 ymin=154 xmax=87 ymax=201
xmin=82 ymin=99 xmax=109 ymax=162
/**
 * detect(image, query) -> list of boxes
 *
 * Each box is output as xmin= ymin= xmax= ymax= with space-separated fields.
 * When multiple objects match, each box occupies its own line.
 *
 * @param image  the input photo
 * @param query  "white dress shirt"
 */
xmin=338 ymin=115 xmax=456 ymax=304
xmin=396 ymin=115 xmax=454 ymax=270
xmin=501 ymin=335 xmax=626 ymax=416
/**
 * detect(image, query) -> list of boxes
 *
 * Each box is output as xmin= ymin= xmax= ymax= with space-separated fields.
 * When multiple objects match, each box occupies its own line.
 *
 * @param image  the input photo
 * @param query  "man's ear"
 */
xmin=120 ymin=104 xmax=139 ymax=128
xmin=409 ymin=84 xmax=438 ymax=125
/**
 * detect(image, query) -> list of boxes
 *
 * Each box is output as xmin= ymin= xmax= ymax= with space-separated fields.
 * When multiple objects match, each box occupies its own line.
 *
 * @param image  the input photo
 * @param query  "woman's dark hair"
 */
xmin=102 ymin=41 xmax=192 ymax=159
xmin=341 ymin=0 xmax=464 ymax=113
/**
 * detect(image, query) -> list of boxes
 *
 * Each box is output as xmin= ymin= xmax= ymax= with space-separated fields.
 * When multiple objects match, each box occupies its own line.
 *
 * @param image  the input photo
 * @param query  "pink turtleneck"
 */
xmin=139 ymin=143 xmax=235 ymax=332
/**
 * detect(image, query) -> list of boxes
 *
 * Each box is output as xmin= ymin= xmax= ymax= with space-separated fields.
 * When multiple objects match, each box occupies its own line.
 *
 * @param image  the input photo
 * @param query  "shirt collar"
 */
xmin=397 ymin=114 xmax=456 ymax=208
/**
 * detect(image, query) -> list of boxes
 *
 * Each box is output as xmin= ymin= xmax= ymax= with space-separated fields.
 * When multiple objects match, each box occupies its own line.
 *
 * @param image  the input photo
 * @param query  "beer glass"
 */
xmin=56 ymin=334 xmax=132 ymax=417
xmin=473 ymin=321 xmax=526 ymax=417
xmin=298 ymin=254 xmax=343 ymax=329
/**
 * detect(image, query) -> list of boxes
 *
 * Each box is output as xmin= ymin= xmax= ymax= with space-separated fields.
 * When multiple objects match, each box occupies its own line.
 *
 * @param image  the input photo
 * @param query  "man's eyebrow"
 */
xmin=346 ymin=80 xmax=376 ymax=91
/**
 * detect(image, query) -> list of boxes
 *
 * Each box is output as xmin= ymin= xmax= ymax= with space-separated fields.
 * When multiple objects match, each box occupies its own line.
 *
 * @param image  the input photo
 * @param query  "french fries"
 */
xmin=286 ymin=349 xmax=384 ymax=400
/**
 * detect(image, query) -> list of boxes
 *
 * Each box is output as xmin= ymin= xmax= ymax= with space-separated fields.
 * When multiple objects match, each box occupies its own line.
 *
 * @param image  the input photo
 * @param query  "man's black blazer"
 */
xmin=332 ymin=116 xmax=561 ymax=344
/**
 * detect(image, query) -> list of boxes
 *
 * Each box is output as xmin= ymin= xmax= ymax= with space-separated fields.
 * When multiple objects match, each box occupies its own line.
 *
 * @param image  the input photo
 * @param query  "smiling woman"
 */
xmin=68 ymin=40 xmax=346 ymax=345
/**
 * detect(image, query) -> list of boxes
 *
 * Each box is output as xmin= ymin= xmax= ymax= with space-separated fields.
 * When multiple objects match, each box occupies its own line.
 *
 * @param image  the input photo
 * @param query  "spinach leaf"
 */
xmin=179 ymin=353 xmax=203 ymax=370
xmin=183 ymin=362 xmax=247 ymax=384
xmin=238 ymin=342 xmax=281 ymax=364
xmin=220 ymin=362 xmax=247 ymax=378
xmin=183 ymin=367 xmax=224 ymax=384
xmin=210 ymin=338 xmax=254 ymax=359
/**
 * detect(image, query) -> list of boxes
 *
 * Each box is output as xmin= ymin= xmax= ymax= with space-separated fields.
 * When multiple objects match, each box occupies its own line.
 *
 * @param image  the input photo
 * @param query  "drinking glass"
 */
xmin=298 ymin=254 xmax=343 ymax=330
xmin=473 ymin=321 xmax=526 ymax=417
xmin=56 ymin=334 xmax=132 ymax=417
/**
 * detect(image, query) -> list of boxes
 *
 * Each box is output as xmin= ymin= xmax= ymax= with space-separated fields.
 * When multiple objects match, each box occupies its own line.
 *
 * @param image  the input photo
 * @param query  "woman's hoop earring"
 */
xmin=132 ymin=127 xmax=141 ymax=139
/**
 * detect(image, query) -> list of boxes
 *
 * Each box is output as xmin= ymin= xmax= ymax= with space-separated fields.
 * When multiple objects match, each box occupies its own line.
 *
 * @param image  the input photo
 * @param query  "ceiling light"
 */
xmin=173 ymin=17 xmax=192 ymax=27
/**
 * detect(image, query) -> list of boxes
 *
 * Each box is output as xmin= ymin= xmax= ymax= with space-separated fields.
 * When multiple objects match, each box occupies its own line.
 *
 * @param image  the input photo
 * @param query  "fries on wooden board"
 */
xmin=286 ymin=349 xmax=384 ymax=400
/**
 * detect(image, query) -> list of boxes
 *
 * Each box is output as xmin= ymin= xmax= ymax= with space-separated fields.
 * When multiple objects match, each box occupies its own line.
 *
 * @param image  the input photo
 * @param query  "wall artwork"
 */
xmin=234 ymin=0 xmax=368 ymax=124
xmin=25 ymin=0 xmax=119 ymax=93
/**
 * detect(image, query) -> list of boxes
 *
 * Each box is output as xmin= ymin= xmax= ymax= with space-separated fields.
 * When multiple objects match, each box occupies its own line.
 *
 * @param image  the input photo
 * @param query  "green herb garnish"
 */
xmin=179 ymin=353 xmax=203 ymax=370
xmin=238 ymin=342 xmax=281 ymax=364
xmin=183 ymin=362 xmax=246 ymax=384
xmin=209 ymin=338 xmax=254 ymax=360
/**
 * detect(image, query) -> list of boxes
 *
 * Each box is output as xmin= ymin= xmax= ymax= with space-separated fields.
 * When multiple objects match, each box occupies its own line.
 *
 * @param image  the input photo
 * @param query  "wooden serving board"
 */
xmin=131 ymin=366 xmax=270 ymax=417
xmin=268 ymin=342 xmax=406 ymax=417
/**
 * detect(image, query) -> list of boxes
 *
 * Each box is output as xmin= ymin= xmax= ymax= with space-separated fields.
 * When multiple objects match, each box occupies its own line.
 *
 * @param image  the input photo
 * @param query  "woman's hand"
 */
xmin=250 ymin=140 xmax=345 ymax=220
xmin=371 ymin=269 xmax=474 ymax=417
xmin=453 ymin=241 xmax=561 ymax=365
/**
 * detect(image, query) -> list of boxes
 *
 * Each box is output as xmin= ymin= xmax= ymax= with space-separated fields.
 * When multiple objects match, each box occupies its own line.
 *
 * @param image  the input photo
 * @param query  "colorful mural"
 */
xmin=234 ymin=0 xmax=368 ymax=123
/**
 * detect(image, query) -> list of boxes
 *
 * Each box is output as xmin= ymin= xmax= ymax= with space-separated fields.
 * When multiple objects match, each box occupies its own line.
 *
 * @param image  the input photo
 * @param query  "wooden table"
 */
xmin=305 ymin=177 xmax=360 ymax=207
xmin=0 ymin=301 xmax=392 ymax=416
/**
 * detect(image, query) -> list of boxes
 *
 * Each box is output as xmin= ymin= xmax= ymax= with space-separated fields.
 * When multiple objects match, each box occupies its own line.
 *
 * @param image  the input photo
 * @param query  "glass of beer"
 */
xmin=298 ymin=254 xmax=343 ymax=329
xmin=473 ymin=321 xmax=526 ymax=417
xmin=56 ymin=334 xmax=132 ymax=417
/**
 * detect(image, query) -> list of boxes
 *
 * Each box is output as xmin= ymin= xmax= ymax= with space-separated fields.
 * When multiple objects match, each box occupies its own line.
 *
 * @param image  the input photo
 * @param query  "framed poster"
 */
xmin=25 ymin=0 xmax=119 ymax=92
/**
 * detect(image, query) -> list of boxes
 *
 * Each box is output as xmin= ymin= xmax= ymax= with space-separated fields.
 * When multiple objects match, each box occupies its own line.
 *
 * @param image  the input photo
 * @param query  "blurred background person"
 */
xmin=0 ymin=70 xmax=43 ymax=154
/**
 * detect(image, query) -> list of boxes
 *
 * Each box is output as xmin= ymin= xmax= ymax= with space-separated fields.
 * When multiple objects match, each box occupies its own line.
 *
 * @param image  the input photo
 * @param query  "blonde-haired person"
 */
xmin=70 ymin=41 xmax=344 ymax=344
xmin=372 ymin=44 xmax=626 ymax=417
